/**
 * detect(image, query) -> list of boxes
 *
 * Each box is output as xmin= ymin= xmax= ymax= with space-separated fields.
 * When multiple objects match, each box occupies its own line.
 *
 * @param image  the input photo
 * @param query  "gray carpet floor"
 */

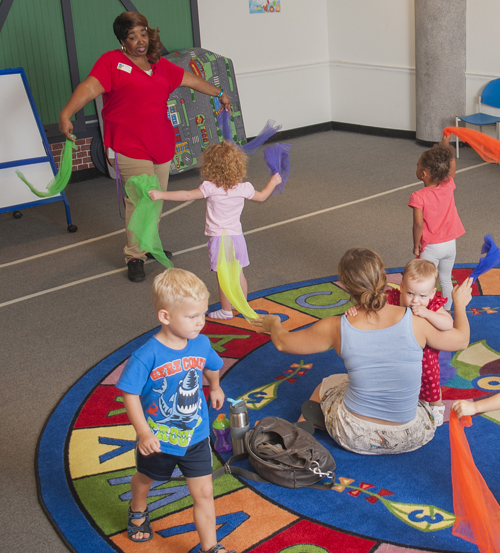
xmin=0 ymin=130 xmax=497 ymax=552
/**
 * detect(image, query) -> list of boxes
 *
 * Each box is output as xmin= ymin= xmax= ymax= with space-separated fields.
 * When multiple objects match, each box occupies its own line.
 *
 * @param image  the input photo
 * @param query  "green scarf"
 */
xmin=125 ymin=174 xmax=173 ymax=268
xmin=16 ymin=138 xmax=78 ymax=197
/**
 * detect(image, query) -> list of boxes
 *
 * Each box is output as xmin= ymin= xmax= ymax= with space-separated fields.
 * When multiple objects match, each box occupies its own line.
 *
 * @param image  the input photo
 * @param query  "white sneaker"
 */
xmin=431 ymin=405 xmax=445 ymax=427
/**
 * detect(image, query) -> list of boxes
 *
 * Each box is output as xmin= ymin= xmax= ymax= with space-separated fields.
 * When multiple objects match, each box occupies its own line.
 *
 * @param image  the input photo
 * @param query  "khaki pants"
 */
xmin=320 ymin=374 xmax=436 ymax=455
xmin=113 ymin=153 xmax=171 ymax=263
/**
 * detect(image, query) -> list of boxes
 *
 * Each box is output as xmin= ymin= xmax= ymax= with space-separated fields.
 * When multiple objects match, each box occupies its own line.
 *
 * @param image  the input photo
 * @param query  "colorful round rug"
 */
xmin=37 ymin=264 xmax=500 ymax=553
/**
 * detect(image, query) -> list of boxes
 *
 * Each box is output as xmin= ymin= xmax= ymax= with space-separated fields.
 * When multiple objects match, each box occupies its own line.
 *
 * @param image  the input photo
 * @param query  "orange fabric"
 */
xmin=449 ymin=410 xmax=500 ymax=552
xmin=444 ymin=127 xmax=500 ymax=163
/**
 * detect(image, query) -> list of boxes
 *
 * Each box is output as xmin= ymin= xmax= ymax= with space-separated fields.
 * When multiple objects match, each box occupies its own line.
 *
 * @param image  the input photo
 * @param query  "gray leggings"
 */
xmin=420 ymin=239 xmax=456 ymax=310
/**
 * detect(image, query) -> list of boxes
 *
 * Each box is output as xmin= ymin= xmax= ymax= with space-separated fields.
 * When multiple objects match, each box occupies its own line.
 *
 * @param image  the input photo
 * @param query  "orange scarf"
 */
xmin=449 ymin=410 xmax=500 ymax=551
xmin=444 ymin=127 xmax=500 ymax=163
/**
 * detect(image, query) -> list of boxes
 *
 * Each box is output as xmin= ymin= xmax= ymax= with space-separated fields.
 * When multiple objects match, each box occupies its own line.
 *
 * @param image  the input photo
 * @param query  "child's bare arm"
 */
xmin=148 ymin=189 xmax=204 ymax=202
xmin=203 ymin=369 xmax=225 ymax=410
xmin=452 ymin=394 xmax=500 ymax=418
xmin=448 ymin=156 xmax=456 ymax=180
xmin=122 ymin=392 xmax=161 ymax=455
xmin=410 ymin=305 xmax=453 ymax=330
xmin=412 ymin=208 xmax=423 ymax=256
xmin=251 ymin=173 xmax=282 ymax=202
xmin=441 ymin=135 xmax=456 ymax=179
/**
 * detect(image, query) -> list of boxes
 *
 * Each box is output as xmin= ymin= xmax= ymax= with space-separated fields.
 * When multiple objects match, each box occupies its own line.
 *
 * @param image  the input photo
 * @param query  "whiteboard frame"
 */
xmin=0 ymin=68 xmax=74 ymax=228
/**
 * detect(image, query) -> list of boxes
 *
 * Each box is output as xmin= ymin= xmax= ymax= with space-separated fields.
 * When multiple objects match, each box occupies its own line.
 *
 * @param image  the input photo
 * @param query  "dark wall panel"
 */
xmin=0 ymin=0 xmax=72 ymax=126
xmin=0 ymin=0 xmax=195 ymax=129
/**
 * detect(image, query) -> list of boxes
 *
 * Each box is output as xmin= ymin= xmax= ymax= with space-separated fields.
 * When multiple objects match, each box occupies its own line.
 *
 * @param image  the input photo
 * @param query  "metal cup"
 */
xmin=229 ymin=399 xmax=249 ymax=455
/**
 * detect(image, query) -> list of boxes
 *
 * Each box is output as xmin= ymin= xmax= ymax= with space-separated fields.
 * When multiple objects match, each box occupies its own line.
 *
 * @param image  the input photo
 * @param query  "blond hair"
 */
xmin=152 ymin=268 xmax=209 ymax=313
xmin=402 ymin=258 xmax=438 ymax=286
xmin=200 ymin=141 xmax=248 ymax=191
xmin=338 ymin=247 xmax=387 ymax=315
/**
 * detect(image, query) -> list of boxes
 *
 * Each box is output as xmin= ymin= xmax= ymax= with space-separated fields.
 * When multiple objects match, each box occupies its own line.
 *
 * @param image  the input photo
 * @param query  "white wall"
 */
xmin=327 ymin=0 xmax=415 ymax=131
xmin=198 ymin=0 xmax=500 ymax=135
xmin=466 ymin=0 xmax=500 ymax=125
xmin=197 ymin=0 xmax=331 ymax=137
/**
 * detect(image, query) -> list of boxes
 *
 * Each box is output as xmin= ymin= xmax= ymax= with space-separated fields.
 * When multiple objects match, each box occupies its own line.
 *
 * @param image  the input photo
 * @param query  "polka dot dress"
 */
xmin=386 ymin=288 xmax=447 ymax=403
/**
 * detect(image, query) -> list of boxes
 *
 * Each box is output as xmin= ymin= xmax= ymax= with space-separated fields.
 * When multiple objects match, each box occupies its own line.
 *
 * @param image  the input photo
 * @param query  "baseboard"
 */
xmin=330 ymin=121 xmax=416 ymax=140
xmin=415 ymin=138 xmax=468 ymax=150
xmin=415 ymin=139 xmax=434 ymax=147
xmin=249 ymin=121 xmax=416 ymax=143
xmin=73 ymin=122 xmax=419 ymax=182
xmin=267 ymin=122 xmax=333 ymax=142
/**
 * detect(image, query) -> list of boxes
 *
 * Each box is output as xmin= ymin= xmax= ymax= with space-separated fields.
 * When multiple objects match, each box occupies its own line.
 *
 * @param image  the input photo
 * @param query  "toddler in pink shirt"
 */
xmin=149 ymin=141 xmax=281 ymax=319
xmin=409 ymin=136 xmax=465 ymax=310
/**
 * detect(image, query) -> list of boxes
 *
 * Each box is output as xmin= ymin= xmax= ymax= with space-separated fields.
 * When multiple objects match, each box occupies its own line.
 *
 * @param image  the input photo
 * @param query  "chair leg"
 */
xmin=455 ymin=117 xmax=460 ymax=158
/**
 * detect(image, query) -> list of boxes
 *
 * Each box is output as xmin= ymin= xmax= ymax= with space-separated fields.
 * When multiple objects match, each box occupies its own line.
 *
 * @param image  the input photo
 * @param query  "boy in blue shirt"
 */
xmin=117 ymin=268 xmax=235 ymax=553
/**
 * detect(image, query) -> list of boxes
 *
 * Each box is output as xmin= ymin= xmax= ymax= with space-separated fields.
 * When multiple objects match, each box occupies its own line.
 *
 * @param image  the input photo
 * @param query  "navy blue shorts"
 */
xmin=136 ymin=437 xmax=213 ymax=482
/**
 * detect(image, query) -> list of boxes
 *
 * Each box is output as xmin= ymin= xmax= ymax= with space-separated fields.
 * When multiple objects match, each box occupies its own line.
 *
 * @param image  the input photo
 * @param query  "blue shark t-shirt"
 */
xmin=117 ymin=334 xmax=223 ymax=456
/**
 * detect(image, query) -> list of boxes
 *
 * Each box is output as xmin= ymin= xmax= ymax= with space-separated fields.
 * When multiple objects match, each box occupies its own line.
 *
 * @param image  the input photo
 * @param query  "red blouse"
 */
xmin=90 ymin=50 xmax=184 ymax=164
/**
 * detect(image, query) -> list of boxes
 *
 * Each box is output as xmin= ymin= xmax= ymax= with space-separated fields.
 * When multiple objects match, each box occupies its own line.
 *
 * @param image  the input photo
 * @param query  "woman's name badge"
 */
xmin=117 ymin=63 xmax=132 ymax=73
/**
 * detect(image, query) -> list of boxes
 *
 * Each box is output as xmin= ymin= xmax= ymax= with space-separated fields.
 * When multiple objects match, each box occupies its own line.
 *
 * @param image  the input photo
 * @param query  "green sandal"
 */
xmin=127 ymin=506 xmax=153 ymax=542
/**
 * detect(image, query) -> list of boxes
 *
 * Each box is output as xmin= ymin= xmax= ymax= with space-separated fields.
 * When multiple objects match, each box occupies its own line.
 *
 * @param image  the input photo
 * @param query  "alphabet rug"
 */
xmin=37 ymin=264 xmax=500 ymax=553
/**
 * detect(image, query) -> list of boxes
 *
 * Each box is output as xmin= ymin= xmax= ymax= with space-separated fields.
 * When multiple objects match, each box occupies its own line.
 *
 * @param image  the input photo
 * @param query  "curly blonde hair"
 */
xmin=338 ymin=247 xmax=387 ymax=315
xmin=113 ymin=12 xmax=163 ymax=63
xmin=200 ymin=141 xmax=248 ymax=191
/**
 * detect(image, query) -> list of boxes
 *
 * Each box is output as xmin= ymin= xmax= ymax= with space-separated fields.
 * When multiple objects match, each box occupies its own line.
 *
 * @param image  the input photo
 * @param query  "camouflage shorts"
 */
xmin=319 ymin=374 xmax=436 ymax=455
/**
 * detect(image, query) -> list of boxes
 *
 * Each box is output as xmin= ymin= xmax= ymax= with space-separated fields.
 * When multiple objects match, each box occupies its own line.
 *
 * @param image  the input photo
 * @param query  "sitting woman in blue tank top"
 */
xmin=255 ymin=247 xmax=472 ymax=455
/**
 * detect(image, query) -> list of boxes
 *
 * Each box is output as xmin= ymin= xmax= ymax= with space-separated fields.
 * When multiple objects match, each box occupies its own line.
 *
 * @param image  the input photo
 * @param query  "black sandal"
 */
xmin=127 ymin=506 xmax=153 ymax=542
xmin=199 ymin=544 xmax=237 ymax=553
xmin=301 ymin=400 xmax=326 ymax=430
xmin=294 ymin=420 xmax=315 ymax=435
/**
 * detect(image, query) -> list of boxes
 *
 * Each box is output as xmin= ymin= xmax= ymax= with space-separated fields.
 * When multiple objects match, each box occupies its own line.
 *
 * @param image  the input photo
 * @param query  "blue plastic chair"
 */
xmin=455 ymin=78 xmax=500 ymax=158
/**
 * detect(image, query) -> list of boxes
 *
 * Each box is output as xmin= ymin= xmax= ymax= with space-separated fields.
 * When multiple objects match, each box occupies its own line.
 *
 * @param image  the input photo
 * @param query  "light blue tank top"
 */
xmin=341 ymin=308 xmax=423 ymax=423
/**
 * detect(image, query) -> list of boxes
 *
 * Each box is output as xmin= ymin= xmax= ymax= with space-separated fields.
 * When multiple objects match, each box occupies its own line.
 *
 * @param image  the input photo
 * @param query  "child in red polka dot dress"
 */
xmin=386 ymin=259 xmax=453 ymax=426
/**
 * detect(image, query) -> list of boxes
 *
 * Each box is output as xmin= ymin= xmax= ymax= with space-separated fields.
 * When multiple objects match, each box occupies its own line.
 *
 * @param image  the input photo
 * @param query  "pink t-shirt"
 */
xmin=408 ymin=178 xmax=465 ymax=252
xmin=199 ymin=180 xmax=255 ymax=236
xmin=89 ymin=50 xmax=184 ymax=164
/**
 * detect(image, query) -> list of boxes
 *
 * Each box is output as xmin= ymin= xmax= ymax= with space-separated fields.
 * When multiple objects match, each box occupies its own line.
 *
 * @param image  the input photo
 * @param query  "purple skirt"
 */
xmin=207 ymin=235 xmax=249 ymax=271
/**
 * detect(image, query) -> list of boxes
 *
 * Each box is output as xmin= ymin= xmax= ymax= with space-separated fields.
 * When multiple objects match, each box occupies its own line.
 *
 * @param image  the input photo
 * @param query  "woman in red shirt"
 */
xmin=59 ymin=12 xmax=231 ymax=282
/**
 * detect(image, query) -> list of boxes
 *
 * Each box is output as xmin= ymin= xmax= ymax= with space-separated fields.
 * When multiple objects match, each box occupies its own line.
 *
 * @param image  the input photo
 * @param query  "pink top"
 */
xmin=408 ymin=178 xmax=465 ymax=252
xmin=89 ymin=50 xmax=184 ymax=164
xmin=199 ymin=180 xmax=255 ymax=236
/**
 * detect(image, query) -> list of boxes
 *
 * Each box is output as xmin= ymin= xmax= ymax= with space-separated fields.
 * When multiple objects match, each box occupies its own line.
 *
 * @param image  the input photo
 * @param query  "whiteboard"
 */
xmin=0 ymin=163 xmax=57 ymax=209
xmin=0 ymin=73 xmax=47 ymax=163
xmin=0 ymin=68 xmax=63 ymax=211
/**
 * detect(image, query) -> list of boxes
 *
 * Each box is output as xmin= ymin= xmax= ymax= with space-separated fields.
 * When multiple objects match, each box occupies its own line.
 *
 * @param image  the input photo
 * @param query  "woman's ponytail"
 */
xmin=359 ymin=287 xmax=386 ymax=313
xmin=338 ymin=248 xmax=387 ymax=316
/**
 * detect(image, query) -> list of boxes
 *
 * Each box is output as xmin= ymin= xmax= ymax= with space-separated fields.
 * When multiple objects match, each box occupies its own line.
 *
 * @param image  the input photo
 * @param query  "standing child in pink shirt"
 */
xmin=409 ymin=136 xmax=465 ymax=310
xmin=149 ymin=141 xmax=281 ymax=319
